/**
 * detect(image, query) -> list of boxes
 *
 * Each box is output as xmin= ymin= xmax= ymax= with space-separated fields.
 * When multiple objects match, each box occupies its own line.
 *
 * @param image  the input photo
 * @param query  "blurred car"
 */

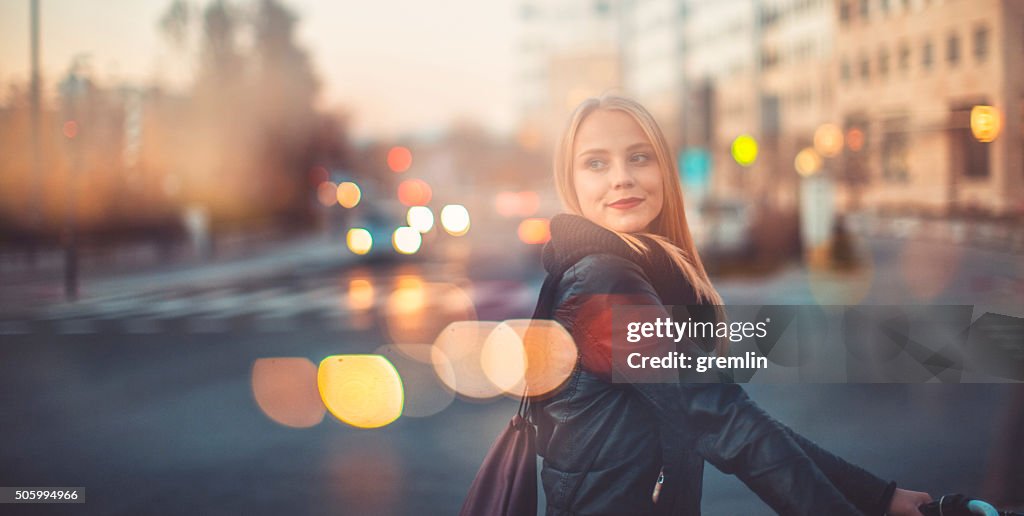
xmin=694 ymin=197 xmax=754 ymax=260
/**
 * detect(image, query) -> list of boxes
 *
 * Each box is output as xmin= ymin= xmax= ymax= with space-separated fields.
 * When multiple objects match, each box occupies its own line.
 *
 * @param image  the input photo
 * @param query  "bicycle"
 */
xmin=919 ymin=494 xmax=1023 ymax=516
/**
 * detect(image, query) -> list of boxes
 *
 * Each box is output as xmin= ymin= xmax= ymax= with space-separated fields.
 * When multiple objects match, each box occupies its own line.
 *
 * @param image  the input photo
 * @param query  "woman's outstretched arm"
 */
xmin=556 ymin=253 xmax=902 ymax=515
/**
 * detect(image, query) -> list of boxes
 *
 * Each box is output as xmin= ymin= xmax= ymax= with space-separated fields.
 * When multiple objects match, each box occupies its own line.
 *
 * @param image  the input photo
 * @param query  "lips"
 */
xmin=608 ymin=197 xmax=643 ymax=209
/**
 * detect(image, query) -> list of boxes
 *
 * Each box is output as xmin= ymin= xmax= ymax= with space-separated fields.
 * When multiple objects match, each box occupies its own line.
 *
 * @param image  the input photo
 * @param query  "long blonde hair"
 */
xmin=554 ymin=95 xmax=727 ymax=355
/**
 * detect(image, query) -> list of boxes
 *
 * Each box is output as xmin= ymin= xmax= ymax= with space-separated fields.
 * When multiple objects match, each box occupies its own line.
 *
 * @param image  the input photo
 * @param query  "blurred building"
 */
xmin=833 ymin=0 xmax=1024 ymax=215
xmin=621 ymin=0 xmax=687 ymax=145
xmin=758 ymin=0 xmax=836 ymax=212
xmin=516 ymin=0 xmax=626 ymax=147
xmin=686 ymin=0 xmax=763 ymax=201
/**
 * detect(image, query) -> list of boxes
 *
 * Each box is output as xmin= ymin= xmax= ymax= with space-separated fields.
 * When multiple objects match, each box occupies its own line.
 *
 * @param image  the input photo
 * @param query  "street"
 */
xmin=0 ymin=234 xmax=1020 ymax=515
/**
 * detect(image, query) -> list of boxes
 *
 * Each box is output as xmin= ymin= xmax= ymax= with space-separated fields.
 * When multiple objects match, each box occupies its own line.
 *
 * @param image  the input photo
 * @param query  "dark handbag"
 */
xmin=458 ymin=392 xmax=537 ymax=516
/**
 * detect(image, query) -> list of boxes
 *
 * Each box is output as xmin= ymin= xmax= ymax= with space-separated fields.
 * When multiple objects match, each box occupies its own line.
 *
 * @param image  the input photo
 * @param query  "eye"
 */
xmin=586 ymin=159 xmax=606 ymax=170
xmin=630 ymin=153 xmax=651 ymax=164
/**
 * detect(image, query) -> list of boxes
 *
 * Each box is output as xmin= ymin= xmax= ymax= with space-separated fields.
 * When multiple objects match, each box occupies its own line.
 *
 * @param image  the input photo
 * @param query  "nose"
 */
xmin=609 ymin=161 xmax=635 ymax=190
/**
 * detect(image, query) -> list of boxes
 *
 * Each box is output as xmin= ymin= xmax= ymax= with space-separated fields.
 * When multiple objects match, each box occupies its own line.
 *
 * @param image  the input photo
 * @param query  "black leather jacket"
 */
xmin=532 ymin=253 xmax=897 ymax=515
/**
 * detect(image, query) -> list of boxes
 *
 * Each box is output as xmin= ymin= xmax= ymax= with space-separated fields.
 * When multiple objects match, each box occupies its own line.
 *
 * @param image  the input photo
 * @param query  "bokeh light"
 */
xmin=440 ymin=204 xmax=470 ymax=236
xmin=308 ymin=165 xmax=329 ymax=186
xmin=318 ymin=354 xmax=404 ymax=429
xmin=336 ymin=182 xmax=362 ymax=208
xmin=731 ymin=134 xmax=758 ymax=167
xmin=406 ymin=206 xmax=434 ymax=233
xmin=384 ymin=280 xmax=476 ymax=345
xmin=517 ymin=218 xmax=551 ymax=245
xmin=63 ymin=120 xmax=78 ymax=139
xmin=317 ymin=181 xmax=338 ymax=207
xmin=346 ymin=228 xmax=373 ymax=255
xmin=387 ymin=146 xmax=412 ymax=173
xmin=431 ymin=321 xmax=504 ymax=400
xmin=397 ymin=179 xmax=432 ymax=207
xmin=373 ymin=344 xmax=455 ymax=418
xmin=392 ymin=226 xmax=422 ymax=254
xmin=347 ymin=278 xmax=375 ymax=311
xmin=846 ymin=128 xmax=865 ymax=152
xmin=813 ymin=124 xmax=844 ymax=157
xmin=795 ymin=147 xmax=823 ymax=177
xmin=251 ymin=358 xmax=325 ymax=428
xmin=495 ymin=191 xmax=519 ymax=218
xmin=970 ymin=105 xmax=1002 ymax=142
xmin=481 ymin=319 xmax=577 ymax=397
xmin=518 ymin=191 xmax=540 ymax=217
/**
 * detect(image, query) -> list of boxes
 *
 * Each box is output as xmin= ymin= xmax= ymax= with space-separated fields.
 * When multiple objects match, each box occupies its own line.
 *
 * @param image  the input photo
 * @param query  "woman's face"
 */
xmin=572 ymin=109 xmax=664 ymax=233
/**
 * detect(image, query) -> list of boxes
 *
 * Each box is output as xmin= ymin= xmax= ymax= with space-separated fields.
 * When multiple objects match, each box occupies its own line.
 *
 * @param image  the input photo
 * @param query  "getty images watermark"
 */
xmin=610 ymin=305 xmax=1024 ymax=384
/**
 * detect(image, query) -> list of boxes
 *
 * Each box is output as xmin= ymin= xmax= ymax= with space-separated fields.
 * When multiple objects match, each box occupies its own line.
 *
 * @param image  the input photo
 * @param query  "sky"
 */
xmin=0 ymin=0 xmax=519 ymax=140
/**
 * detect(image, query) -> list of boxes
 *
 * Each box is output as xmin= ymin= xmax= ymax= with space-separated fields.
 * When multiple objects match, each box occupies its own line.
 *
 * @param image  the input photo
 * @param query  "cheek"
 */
xmin=574 ymin=173 xmax=604 ymax=206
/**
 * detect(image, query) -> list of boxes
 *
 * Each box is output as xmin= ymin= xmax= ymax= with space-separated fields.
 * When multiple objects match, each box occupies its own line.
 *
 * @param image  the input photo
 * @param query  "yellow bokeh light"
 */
xmin=795 ymin=147 xmax=823 ymax=177
xmin=374 ymin=344 xmax=455 ymax=418
xmin=336 ymin=182 xmax=362 ymax=208
xmin=318 ymin=354 xmax=404 ymax=429
xmin=970 ymin=105 xmax=1002 ymax=143
xmin=251 ymin=358 xmax=325 ymax=428
xmin=431 ymin=321 xmax=504 ymax=400
xmin=813 ymin=124 xmax=844 ymax=157
xmin=347 ymin=228 xmax=373 ymax=255
xmin=440 ymin=204 xmax=470 ymax=236
xmin=481 ymin=319 xmax=577 ymax=397
xmin=517 ymin=218 xmax=551 ymax=245
xmin=731 ymin=135 xmax=758 ymax=167
xmin=392 ymin=227 xmax=422 ymax=254
xmin=480 ymin=323 xmax=528 ymax=393
xmin=407 ymin=206 xmax=434 ymax=233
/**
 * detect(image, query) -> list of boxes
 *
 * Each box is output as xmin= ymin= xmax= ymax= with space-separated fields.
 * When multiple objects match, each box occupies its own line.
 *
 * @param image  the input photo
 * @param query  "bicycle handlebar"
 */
xmin=919 ymin=494 xmax=1023 ymax=516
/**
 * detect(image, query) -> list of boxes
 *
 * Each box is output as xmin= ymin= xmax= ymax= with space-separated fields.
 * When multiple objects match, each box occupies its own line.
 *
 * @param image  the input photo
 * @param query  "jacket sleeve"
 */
xmin=554 ymin=253 xmax=894 ymax=516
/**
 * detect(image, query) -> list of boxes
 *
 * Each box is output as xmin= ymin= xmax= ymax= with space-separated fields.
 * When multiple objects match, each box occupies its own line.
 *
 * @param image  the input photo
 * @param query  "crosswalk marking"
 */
xmin=10 ymin=276 xmax=540 ymax=335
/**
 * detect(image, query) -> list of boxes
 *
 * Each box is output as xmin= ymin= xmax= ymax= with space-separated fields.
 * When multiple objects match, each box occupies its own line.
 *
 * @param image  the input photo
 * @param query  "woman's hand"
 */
xmin=651 ymin=467 xmax=664 ymax=504
xmin=887 ymin=488 xmax=932 ymax=516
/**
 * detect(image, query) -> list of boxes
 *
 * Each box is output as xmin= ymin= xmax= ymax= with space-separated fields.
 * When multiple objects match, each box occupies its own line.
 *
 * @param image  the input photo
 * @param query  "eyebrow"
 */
xmin=576 ymin=143 xmax=654 ymax=158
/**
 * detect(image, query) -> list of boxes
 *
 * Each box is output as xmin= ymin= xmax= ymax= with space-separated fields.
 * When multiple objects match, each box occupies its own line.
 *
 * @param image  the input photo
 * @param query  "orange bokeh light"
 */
xmin=251 ymin=358 xmax=326 ymax=428
xmin=317 ymin=181 xmax=338 ymax=207
xmin=63 ymin=120 xmax=78 ymax=139
xmin=387 ymin=146 xmax=413 ymax=173
xmin=517 ymin=218 xmax=551 ymax=245
xmin=846 ymin=128 xmax=865 ymax=152
xmin=397 ymin=179 xmax=432 ymax=207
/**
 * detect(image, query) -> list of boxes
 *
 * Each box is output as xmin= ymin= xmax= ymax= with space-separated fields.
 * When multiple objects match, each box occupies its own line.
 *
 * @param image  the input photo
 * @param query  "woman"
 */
xmin=529 ymin=95 xmax=931 ymax=515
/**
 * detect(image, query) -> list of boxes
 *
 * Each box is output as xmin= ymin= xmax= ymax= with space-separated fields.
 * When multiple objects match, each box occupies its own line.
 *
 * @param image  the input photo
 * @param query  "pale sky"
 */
xmin=0 ymin=0 xmax=519 ymax=140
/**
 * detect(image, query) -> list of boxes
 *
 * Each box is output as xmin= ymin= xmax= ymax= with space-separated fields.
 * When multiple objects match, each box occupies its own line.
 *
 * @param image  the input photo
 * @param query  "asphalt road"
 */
xmin=0 ymin=235 xmax=1019 ymax=515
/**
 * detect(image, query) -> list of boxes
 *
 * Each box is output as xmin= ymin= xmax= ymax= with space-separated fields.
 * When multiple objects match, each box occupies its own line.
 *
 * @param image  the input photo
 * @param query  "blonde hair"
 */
xmin=554 ymin=94 xmax=728 ymax=355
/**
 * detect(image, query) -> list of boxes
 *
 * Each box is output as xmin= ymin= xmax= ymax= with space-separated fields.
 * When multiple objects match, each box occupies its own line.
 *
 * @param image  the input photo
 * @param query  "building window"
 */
xmin=860 ymin=54 xmax=870 ymax=80
xmin=879 ymin=47 xmax=890 ymax=77
xmin=947 ymin=32 xmax=960 ymax=66
xmin=922 ymin=39 xmax=933 ymax=70
xmin=899 ymin=42 xmax=910 ymax=72
xmin=974 ymin=25 xmax=989 ymax=61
